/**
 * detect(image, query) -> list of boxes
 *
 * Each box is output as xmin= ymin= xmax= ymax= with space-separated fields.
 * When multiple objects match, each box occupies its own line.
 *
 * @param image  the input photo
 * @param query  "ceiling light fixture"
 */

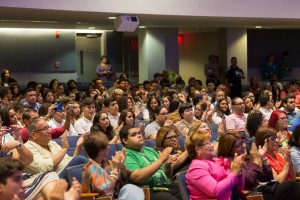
xmin=255 ymin=26 xmax=262 ymax=29
xmin=88 ymin=27 xmax=95 ymax=29
xmin=108 ymin=17 xmax=116 ymax=20
xmin=139 ymin=26 xmax=146 ymax=28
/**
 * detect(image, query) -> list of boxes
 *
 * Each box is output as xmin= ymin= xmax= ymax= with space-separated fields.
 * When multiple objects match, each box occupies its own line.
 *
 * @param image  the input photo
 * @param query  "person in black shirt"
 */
xmin=226 ymin=57 xmax=245 ymax=98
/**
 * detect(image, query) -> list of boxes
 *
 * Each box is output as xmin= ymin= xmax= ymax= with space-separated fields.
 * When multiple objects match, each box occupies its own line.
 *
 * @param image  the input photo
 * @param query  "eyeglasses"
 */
xmin=268 ymin=135 xmax=277 ymax=142
xmin=32 ymin=126 xmax=51 ymax=133
xmin=199 ymin=142 xmax=212 ymax=147
xmin=165 ymin=135 xmax=178 ymax=141
xmin=235 ymin=102 xmax=245 ymax=106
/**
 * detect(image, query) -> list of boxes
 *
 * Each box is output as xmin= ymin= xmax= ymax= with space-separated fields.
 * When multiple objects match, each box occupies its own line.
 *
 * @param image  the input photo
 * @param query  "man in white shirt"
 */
xmin=74 ymin=98 xmax=95 ymax=135
xmin=259 ymin=94 xmax=274 ymax=121
xmin=25 ymin=118 xmax=86 ymax=181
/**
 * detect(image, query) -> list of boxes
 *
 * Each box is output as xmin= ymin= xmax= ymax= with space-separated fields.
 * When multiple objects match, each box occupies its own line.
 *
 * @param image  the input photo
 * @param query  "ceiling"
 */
xmin=1 ymin=6 xmax=300 ymax=32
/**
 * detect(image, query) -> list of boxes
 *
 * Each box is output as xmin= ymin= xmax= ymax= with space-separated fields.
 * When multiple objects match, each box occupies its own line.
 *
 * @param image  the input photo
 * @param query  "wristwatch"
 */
xmin=16 ymin=142 xmax=22 ymax=149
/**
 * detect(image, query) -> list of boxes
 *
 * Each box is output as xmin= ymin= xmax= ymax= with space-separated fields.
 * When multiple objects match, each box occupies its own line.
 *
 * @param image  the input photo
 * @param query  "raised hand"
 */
xmin=1 ymin=140 xmax=19 ymax=152
xmin=10 ymin=124 xmax=21 ymax=140
xmin=230 ymin=153 xmax=245 ymax=175
xmin=278 ymin=131 xmax=288 ymax=144
xmin=158 ymin=147 xmax=173 ymax=163
xmin=61 ymin=130 xmax=69 ymax=150
xmin=76 ymin=134 xmax=85 ymax=147
xmin=164 ymin=119 xmax=174 ymax=127
xmin=257 ymin=139 xmax=268 ymax=158
xmin=283 ymin=146 xmax=292 ymax=163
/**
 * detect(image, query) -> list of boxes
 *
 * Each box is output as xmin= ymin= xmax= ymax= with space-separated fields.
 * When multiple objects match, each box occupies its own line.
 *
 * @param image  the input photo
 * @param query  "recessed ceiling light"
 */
xmin=255 ymin=26 xmax=262 ymax=29
xmin=108 ymin=17 xmax=116 ymax=20
xmin=88 ymin=27 xmax=95 ymax=29
xmin=139 ymin=26 xmax=146 ymax=28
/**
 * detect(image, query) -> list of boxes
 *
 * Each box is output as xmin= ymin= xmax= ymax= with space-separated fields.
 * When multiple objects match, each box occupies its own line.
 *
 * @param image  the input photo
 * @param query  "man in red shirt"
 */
xmin=20 ymin=107 xmax=71 ymax=143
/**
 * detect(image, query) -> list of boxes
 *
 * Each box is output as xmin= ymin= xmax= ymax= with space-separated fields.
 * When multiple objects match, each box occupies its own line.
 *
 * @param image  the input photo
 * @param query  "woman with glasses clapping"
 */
xmin=156 ymin=125 xmax=190 ymax=178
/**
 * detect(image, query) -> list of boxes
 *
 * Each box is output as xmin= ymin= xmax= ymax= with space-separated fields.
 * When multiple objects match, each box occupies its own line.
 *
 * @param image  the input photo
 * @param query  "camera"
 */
xmin=54 ymin=104 xmax=63 ymax=111
xmin=69 ymin=105 xmax=74 ymax=110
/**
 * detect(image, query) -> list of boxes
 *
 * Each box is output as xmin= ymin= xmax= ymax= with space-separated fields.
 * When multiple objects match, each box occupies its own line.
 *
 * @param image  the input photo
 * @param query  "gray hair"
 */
xmin=27 ymin=118 xmax=43 ymax=138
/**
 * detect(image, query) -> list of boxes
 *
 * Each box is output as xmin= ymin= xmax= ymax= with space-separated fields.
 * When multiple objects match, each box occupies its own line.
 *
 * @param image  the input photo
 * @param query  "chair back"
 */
xmin=107 ymin=144 xmax=118 ymax=160
xmin=178 ymin=136 xmax=186 ymax=150
xmin=210 ymin=124 xmax=219 ymax=141
xmin=68 ymin=136 xmax=78 ymax=148
xmin=146 ymin=139 xmax=156 ymax=148
xmin=52 ymin=138 xmax=62 ymax=146
xmin=67 ymin=148 xmax=76 ymax=156
xmin=66 ymin=164 xmax=84 ymax=186
xmin=52 ymin=136 xmax=78 ymax=148
xmin=176 ymin=170 xmax=190 ymax=200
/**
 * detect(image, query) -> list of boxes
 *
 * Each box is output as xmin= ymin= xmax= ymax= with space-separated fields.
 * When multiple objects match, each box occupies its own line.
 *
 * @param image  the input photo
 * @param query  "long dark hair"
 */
xmin=91 ymin=111 xmax=114 ymax=140
xmin=0 ymin=106 xmax=13 ymax=126
xmin=146 ymin=96 xmax=161 ymax=121
xmin=118 ymin=109 xmax=135 ymax=126
xmin=216 ymin=98 xmax=231 ymax=118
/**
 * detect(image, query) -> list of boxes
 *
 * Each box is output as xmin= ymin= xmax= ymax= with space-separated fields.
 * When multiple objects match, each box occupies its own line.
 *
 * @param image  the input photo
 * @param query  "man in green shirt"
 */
xmin=120 ymin=125 xmax=181 ymax=200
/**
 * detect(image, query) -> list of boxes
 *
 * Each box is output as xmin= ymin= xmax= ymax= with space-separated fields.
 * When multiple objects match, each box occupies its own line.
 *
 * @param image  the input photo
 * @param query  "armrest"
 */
xmin=96 ymin=196 xmax=113 ymax=200
xmin=142 ymin=187 xmax=150 ymax=200
xmin=81 ymin=193 xmax=99 ymax=200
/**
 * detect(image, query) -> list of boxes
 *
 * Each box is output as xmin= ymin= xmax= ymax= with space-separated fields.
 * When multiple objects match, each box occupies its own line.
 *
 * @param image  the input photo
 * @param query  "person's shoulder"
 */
xmin=143 ymin=146 xmax=157 ymax=153
xmin=145 ymin=121 xmax=155 ymax=129
xmin=225 ymin=113 xmax=235 ymax=119
xmin=188 ymin=159 xmax=211 ymax=171
xmin=74 ymin=117 xmax=85 ymax=124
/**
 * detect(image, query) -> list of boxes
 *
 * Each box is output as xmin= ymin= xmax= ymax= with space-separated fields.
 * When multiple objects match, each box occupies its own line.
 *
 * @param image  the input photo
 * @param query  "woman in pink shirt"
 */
xmin=185 ymin=131 xmax=245 ymax=200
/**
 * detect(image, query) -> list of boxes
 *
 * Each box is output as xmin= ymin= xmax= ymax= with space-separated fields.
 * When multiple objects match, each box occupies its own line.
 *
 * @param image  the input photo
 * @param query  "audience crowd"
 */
xmin=2 ymin=62 xmax=300 ymax=200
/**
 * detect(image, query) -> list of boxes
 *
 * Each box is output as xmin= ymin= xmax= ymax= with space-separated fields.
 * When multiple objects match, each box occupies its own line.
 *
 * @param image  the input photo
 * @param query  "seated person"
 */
xmin=156 ymin=125 xmax=190 ymax=177
xmin=19 ymin=108 xmax=69 ymax=143
xmin=74 ymin=98 xmax=95 ymax=135
xmin=21 ymin=88 xmax=41 ymax=111
xmin=185 ymin=130 xmax=245 ymax=200
xmin=0 ymin=157 xmax=83 ymax=200
xmin=104 ymin=98 xmax=120 ymax=129
xmin=175 ymin=103 xmax=199 ymax=136
xmin=24 ymin=118 xmax=87 ymax=181
xmin=290 ymin=124 xmax=300 ymax=175
xmin=0 ymin=129 xmax=80 ymax=200
xmin=219 ymin=130 xmax=300 ymax=200
xmin=90 ymin=111 xmax=119 ymax=144
xmin=256 ymin=127 xmax=296 ymax=182
xmin=145 ymin=106 xmax=182 ymax=140
xmin=82 ymin=131 xmax=144 ymax=199
xmin=47 ymin=103 xmax=78 ymax=136
xmin=120 ymin=125 xmax=182 ymax=200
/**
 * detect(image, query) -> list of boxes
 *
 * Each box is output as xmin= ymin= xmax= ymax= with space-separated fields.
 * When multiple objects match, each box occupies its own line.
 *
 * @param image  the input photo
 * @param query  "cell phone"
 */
xmin=54 ymin=104 xmax=63 ymax=111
